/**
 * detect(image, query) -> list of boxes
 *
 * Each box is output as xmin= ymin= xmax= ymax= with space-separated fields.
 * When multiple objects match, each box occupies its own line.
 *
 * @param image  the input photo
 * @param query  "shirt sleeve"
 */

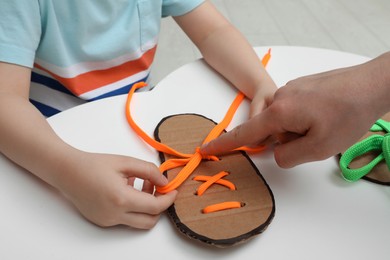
xmin=0 ymin=0 xmax=41 ymax=68
xmin=162 ymin=0 xmax=205 ymax=17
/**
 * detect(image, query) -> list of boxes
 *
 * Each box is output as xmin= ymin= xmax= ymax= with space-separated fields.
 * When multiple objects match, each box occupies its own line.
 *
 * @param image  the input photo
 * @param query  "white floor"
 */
xmin=151 ymin=0 xmax=390 ymax=85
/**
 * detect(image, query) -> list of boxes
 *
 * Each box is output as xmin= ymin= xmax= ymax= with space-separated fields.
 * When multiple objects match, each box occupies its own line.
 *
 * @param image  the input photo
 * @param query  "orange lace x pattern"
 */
xmin=126 ymin=49 xmax=271 ymax=214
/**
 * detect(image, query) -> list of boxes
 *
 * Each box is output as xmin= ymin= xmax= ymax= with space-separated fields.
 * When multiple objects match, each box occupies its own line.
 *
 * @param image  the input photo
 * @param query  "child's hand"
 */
xmin=57 ymin=151 xmax=177 ymax=229
xmin=249 ymin=80 xmax=277 ymax=118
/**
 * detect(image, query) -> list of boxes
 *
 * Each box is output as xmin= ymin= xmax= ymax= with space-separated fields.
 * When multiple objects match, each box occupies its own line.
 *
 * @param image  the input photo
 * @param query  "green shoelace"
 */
xmin=339 ymin=119 xmax=390 ymax=182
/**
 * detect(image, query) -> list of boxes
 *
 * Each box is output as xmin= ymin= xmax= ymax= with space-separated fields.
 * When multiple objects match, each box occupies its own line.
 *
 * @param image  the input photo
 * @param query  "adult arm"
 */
xmin=201 ymin=51 xmax=390 ymax=167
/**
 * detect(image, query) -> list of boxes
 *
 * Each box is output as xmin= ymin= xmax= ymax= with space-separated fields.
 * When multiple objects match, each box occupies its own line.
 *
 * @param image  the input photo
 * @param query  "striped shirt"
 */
xmin=0 ymin=0 xmax=204 ymax=116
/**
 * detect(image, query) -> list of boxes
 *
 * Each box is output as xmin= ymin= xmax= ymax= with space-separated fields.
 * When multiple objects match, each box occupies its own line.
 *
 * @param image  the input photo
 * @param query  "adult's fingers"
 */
xmin=274 ymin=135 xmax=323 ymax=168
xmin=201 ymin=110 xmax=276 ymax=155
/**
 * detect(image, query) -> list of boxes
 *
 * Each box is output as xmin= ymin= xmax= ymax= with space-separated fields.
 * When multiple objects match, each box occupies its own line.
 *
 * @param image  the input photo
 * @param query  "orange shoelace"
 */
xmin=126 ymin=49 xmax=271 ymax=214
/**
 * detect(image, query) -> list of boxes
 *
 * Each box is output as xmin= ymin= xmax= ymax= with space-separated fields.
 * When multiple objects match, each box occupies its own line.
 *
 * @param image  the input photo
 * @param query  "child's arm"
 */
xmin=173 ymin=0 xmax=277 ymax=117
xmin=0 ymin=62 xmax=176 ymax=228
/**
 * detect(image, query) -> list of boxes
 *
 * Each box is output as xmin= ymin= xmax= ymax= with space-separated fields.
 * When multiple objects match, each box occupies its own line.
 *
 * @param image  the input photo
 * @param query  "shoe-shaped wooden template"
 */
xmin=340 ymin=112 xmax=390 ymax=185
xmin=154 ymin=114 xmax=275 ymax=247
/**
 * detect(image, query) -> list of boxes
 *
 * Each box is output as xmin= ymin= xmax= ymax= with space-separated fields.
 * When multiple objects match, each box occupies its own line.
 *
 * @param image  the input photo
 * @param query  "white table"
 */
xmin=1 ymin=46 xmax=389 ymax=259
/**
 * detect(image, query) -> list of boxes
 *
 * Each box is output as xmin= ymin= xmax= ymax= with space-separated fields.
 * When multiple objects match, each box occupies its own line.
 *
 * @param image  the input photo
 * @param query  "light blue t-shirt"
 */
xmin=0 ymin=0 xmax=204 ymax=116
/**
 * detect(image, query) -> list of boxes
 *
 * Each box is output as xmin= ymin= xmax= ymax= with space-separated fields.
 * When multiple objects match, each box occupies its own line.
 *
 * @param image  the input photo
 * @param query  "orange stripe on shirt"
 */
xmin=35 ymin=46 xmax=156 ymax=96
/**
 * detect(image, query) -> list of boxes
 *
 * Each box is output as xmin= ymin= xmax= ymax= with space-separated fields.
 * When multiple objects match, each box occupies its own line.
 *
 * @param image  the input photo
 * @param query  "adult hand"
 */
xmin=201 ymin=57 xmax=390 ymax=168
xmin=58 ymin=151 xmax=177 ymax=229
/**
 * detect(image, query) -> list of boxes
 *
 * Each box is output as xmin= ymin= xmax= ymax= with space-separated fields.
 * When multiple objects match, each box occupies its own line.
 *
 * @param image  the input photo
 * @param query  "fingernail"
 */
xmin=200 ymin=143 xmax=208 ymax=152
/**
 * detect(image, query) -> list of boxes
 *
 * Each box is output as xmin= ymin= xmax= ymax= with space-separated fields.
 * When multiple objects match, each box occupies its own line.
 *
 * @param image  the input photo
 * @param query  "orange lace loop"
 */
xmin=193 ymin=171 xmax=235 ymax=196
xmin=157 ymin=149 xmax=221 ymax=194
xmin=125 ymin=49 xmax=271 ymax=214
xmin=126 ymin=83 xmax=255 ymax=194
xmin=125 ymin=82 xmax=194 ymax=160
xmin=202 ymin=201 xmax=243 ymax=214
xmin=156 ymin=151 xmax=203 ymax=193
xmin=159 ymin=148 xmax=219 ymax=172
xmin=196 ymin=147 xmax=219 ymax=161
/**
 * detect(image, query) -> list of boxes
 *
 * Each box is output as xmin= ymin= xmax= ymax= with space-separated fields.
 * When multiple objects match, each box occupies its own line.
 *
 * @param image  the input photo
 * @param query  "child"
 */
xmin=0 ymin=0 xmax=277 ymax=229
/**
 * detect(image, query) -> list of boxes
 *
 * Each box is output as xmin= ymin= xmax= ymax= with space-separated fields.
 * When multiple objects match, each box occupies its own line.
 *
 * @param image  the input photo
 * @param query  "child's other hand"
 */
xmin=58 ymin=151 xmax=177 ymax=229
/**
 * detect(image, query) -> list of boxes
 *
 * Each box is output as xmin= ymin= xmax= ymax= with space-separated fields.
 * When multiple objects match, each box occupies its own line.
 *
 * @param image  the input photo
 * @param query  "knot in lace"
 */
xmin=196 ymin=147 xmax=219 ymax=161
xmin=125 ymin=49 xmax=271 ymax=213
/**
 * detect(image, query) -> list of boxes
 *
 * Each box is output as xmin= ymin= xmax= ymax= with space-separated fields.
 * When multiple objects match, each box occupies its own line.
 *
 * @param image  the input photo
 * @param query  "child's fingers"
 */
xmin=141 ymin=179 xmax=154 ymax=194
xmin=122 ymin=160 xmax=168 ymax=187
xmin=125 ymin=189 xmax=177 ymax=215
xmin=249 ymin=99 xmax=265 ymax=118
xmin=120 ymin=212 xmax=161 ymax=229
